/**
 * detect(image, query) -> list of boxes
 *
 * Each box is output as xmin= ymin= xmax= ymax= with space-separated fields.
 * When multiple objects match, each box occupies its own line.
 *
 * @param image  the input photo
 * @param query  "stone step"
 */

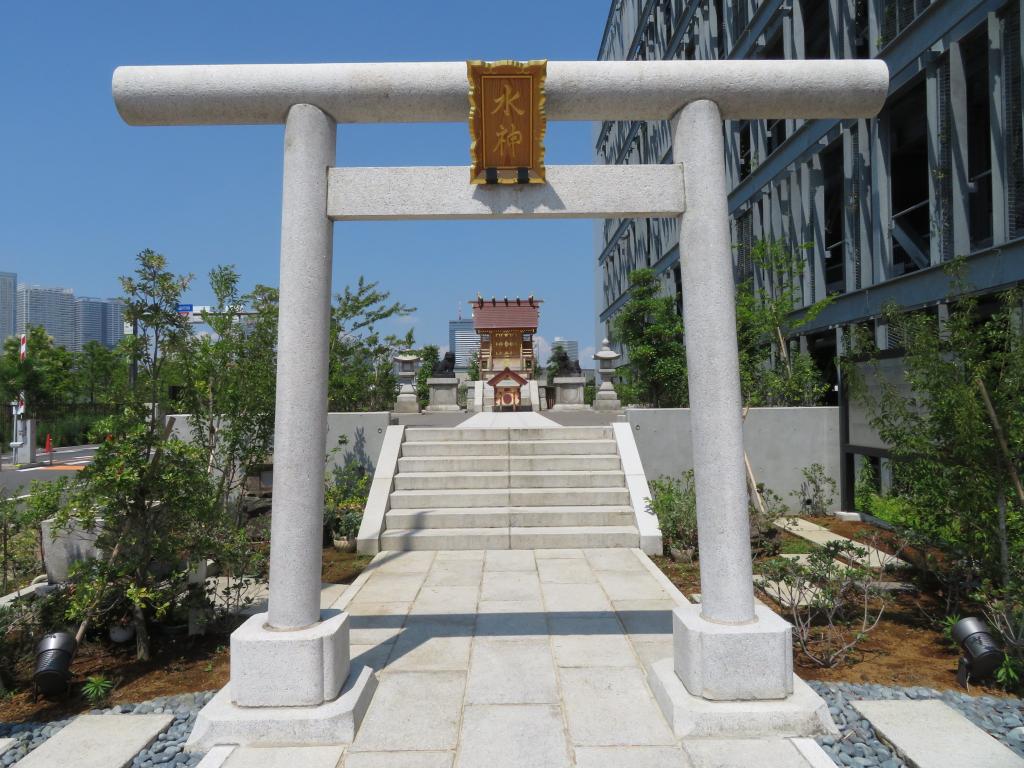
xmin=398 ymin=455 xmax=509 ymax=473
xmin=380 ymin=525 xmax=639 ymax=551
xmin=509 ymin=427 xmax=613 ymax=441
xmin=509 ymin=454 xmax=621 ymax=471
xmin=385 ymin=505 xmax=636 ymax=529
xmin=401 ymin=440 xmax=509 ymax=457
xmin=394 ymin=471 xmax=509 ymax=491
xmin=405 ymin=427 xmax=508 ymax=442
xmin=388 ymin=487 xmax=631 ymax=509
xmin=509 ymin=470 xmax=626 ymax=488
xmin=508 ymin=439 xmax=618 ymax=456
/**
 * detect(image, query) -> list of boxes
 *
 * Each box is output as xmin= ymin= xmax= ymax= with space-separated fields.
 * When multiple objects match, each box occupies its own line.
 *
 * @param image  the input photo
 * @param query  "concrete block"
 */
xmin=673 ymin=603 xmax=793 ymax=701
xmin=222 ymin=745 xmax=345 ymax=768
xmin=425 ymin=378 xmax=460 ymax=413
xmin=647 ymin=657 xmax=836 ymax=739
xmin=400 ymin=440 xmax=508 ymax=457
xmin=481 ymin=571 xmax=541 ymax=602
xmin=389 ymin=488 xmax=510 ymax=509
xmin=508 ymin=506 xmax=633 ymax=527
xmin=612 ymin=422 xmax=662 ymax=556
xmin=508 ymin=470 xmax=625 ymax=488
xmin=186 ymin=665 xmax=377 ymax=751
xmin=394 ymin=471 xmax=508 ymax=490
xmin=17 ymin=714 xmax=173 ymax=768
xmin=357 ymin=425 xmax=403 ymax=556
xmin=485 ymin=549 xmax=536 ymax=572
xmin=508 ymin=439 xmax=617 ymax=456
xmin=386 ymin=508 xmax=510 ymax=529
xmin=509 ymin=488 xmax=630 ymax=506
xmin=230 ymin=609 xmax=350 ymax=707
xmin=850 ymin=699 xmax=1024 ymax=768
xmin=682 ymin=738 xmax=815 ymax=768
xmin=509 ymin=525 xmax=639 ymax=549
xmin=381 ymin=528 xmax=510 ymax=551
xmin=351 ymin=671 xmax=465 ymax=752
xmin=41 ymin=517 xmax=102 ymax=583
xmin=509 ymin=454 xmax=621 ymax=471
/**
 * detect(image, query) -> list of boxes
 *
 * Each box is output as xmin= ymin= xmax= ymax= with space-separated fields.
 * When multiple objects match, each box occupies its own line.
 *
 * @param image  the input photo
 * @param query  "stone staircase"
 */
xmin=379 ymin=426 xmax=641 ymax=550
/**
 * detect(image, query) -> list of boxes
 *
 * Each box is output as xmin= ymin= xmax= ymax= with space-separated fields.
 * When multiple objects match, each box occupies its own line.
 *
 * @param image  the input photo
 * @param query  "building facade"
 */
xmin=74 ymin=296 xmax=126 ymax=351
xmin=596 ymin=0 xmax=1024 ymax=501
xmin=18 ymin=285 xmax=76 ymax=350
xmin=448 ymin=318 xmax=479 ymax=371
xmin=552 ymin=337 xmax=580 ymax=363
xmin=0 ymin=272 xmax=16 ymax=341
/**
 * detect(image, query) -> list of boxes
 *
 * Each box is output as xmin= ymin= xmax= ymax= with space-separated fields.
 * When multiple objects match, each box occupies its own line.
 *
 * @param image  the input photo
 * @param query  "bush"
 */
xmin=324 ymin=461 xmax=370 ymax=539
xmin=975 ymin=581 xmax=1024 ymax=692
xmin=750 ymin=485 xmax=786 ymax=557
xmin=757 ymin=540 xmax=890 ymax=668
xmin=790 ymin=463 xmax=836 ymax=517
xmin=647 ymin=472 xmax=698 ymax=555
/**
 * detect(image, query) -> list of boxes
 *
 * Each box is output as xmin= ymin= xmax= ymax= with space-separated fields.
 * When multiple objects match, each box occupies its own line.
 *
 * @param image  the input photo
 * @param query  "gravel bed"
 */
xmin=0 ymin=691 xmax=214 ymax=766
xmin=809 ymin=681 xmax=1024 ymax=767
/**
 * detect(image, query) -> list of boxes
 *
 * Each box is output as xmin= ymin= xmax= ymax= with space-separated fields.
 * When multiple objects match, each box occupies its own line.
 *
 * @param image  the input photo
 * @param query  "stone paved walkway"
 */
xmin=258 ymin=547 xmax=835 ymax=768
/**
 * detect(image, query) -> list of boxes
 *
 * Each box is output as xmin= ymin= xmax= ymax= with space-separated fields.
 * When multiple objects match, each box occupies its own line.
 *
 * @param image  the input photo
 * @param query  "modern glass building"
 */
xmin=74 ymin=296 xmax=126 ymax=351
xmin=448 ymin=317 xmax=479 ymax=371
xmin=0 ymin=272 xmax=16 ymax=341
xmin=17 ymin=285 xmax=76 ymax=350
xmin=596 ymin=0 xmax=1024 ymax=503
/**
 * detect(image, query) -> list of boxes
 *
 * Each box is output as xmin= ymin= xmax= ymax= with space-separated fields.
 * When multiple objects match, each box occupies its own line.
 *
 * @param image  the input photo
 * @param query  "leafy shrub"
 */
xmin=975 ymin=581 xmax=1024 ymax=692
xmin=324 ymin=461 xmax=370 ymax=539
xmin=791 ymin=463 xmax=836 ymax=517
xmin=647 ymin=472 xmax=698 ymax=555
xmin=750 ymin=484 xmax=787 ymax=557
xmin=82 ymin=674 xmax=114 ymax=704
xmin=757 ymin=540 xmax=890 ymax=668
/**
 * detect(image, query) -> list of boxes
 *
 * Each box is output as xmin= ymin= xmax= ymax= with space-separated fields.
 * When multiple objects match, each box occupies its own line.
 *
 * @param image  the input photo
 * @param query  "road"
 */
xmin=0 ymin=444 xmax=98 ymax=496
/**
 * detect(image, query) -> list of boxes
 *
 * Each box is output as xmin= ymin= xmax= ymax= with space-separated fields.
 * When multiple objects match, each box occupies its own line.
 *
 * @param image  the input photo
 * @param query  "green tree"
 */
xmin=178 ymin=266 xmax=279 ymax=523
xmin=848 ymin=268 xmax=1024 ymax=590
xmin=416 ymin=345 xmax=440 ymax=410
xmin=0 ymin=326 xmax=75 ymax=416
xmin=328 ymin=277 xmax=416 ymax=412
xmin=546 ymin=342 xmax=572 ymax=386
xmin=467 ymin=356 xmax=480 ymax=381
xmin=734 ymin=239 xmax=833 ymax=406
xmin=73 ymin=341 xmax=122 ymax=406
xmin=612 ymin=268 xmax=687 ymax=407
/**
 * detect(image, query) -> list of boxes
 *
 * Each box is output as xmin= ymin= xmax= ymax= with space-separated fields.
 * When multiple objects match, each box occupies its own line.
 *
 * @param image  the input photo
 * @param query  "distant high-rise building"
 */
xmin=75 ymin=297 xmax=126 ymax=351
xmin=0 ymin=272 xmax=16 ymax=341
xmin=552 ymin=337 xmax=579 ymax=363
xmin=18 ymin=285 xmax=75 ymax=349
xmin=448 ymin=318 xmax=479 ymax=370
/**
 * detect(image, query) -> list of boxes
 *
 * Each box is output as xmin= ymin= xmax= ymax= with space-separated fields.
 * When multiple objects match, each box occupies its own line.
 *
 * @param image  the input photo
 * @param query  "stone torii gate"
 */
xmin=112 ymin=59 xmax=888 ymax=747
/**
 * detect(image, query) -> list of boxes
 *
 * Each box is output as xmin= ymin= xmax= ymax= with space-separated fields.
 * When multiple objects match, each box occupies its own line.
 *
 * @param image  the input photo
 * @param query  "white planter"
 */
xmin=333 ymin=536 xmax=357 ymax=553
xmin=109 ymin=623 xmax=135 ymax=644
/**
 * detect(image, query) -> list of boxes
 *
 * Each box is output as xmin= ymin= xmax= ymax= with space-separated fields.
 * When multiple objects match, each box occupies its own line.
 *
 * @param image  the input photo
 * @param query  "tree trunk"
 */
xmin=133 ymin=602 xmax=151 ymax=661
xmin=996 ymin=487 xmax=1010 ymax=588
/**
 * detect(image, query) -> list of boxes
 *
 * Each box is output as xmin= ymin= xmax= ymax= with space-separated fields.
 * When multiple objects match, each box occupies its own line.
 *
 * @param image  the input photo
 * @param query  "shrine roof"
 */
xmin=471 ymin=297 xmax=541 ymax=330
xmin=487 ymin=367 xmax=529 ymax=387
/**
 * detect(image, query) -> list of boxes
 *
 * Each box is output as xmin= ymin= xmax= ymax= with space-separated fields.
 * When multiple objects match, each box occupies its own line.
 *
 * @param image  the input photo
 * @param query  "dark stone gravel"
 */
xmin=0 ymin=691 xmax=215 ymax=766
xmin=809 ymin=681 xmax=1024 ymax=767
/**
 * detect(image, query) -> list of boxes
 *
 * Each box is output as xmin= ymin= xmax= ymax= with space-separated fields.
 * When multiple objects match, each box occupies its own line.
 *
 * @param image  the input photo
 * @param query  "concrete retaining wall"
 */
xmin=626 ymin=406 xmax=840 ymax=513
xmin=166 ymin=412 xmax=390 ymax=473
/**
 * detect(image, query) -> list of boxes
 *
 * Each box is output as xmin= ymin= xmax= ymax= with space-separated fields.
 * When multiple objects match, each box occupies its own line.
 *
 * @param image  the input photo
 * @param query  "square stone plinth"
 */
xmin=673 ymin=602 xmax=793 ymax=701
xmin=231 ymin=609 xmax=350 ymax=707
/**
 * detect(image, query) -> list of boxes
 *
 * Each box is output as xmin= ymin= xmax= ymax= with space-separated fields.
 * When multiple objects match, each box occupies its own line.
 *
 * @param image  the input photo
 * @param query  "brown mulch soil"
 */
xmin=653 ymin=539 xmax=1013 ymax=698
xmin=0 ymin=546 xmax=374 ymax=723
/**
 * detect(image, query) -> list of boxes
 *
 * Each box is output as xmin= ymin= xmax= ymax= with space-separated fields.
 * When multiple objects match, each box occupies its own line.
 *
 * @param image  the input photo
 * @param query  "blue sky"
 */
xmin=0 ymin=1 xmax=609 ymax=361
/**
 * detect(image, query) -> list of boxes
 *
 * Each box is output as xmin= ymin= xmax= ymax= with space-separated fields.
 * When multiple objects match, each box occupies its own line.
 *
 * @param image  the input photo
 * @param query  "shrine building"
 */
xmin=471 ymin=295 xmax=541 ymax=379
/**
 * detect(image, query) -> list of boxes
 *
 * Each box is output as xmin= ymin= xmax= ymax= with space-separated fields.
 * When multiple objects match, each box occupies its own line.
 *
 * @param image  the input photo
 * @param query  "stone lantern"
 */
xmin=592 ymin=339 xmax=622 ymax=411
xmin=394 ymin=352 xmax=420 ymax=413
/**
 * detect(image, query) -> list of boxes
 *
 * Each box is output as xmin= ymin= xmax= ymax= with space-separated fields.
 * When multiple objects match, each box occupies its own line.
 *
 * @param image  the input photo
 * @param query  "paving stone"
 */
xmin=455 ymin=705 xmax=570 ymax=768
xmin=851 ymin=699 xmax=1024 ymax=768
xmin=612 ymin=599 xmax=675 ymax=638
xmin=485 ymin=550 xmax=537 ymax=572
xmin=410 ymin=585 xmax=479 ymax=615
xmin=584 ymin=548 xmax=645 ymax=572
xmin=631 ymin=637 xmax=675 ymax=671
xmin=559 ymin=667 xmax=676 ymax=746
xmin=541 ymin=582 xmax=612 ymax=613
xmin=0 ymin=740 xmax=14 ymax=758
xmin=17 ymin=713 xmax=173 ymax=768
xmin=347 ymin=601 xmax=410 ymax=645
xmin=373 ymin=550 xmax=437 ymax=573
xmin=466 ymin=638 xmax=559 ymax=704
xmin=343 ymin=752 xmax=453 ymax=768
xmin=352 ymin=671 xmax=465 ymax=752
xmin=683 ymin=738 xmax=811 ymax=767
xmin=481 ymin=571 xmax=542 ymax=601
xmin=424 ymin=560 xmax=484 ymax=587
xmin=533 ymin=548 xmax=585 ymax=559
xmin=224 ymin=745 xmax=345 ymax=768
xmin=351 ymin=573 xmax=426 ymax=603
xmin=594 ymin=569 xmax=667 ymax=601
xmin=537 ymin=558 xmax=597 ymax=584
xmin=435 ymin=550 xmax=485 ymax=561
xmin=351 ymin=641 xmax=396 ymax=671
xmin=550 ymin=617 xmax=638 ymax=668
xmin=574 ymin=746 xmax=692 ymax=768
xmin=475 ymin=600 xmax=548 ymax=637
xmin=387 ymin=621 xmax=472 ymax=671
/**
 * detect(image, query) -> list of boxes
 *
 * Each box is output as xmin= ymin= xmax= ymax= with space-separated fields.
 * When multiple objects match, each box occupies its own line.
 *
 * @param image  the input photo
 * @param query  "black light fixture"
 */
xmin=952 ymin=617 xmax=1004 ymax=686
xmin=33 ymin=631 xmax=77 ymax=697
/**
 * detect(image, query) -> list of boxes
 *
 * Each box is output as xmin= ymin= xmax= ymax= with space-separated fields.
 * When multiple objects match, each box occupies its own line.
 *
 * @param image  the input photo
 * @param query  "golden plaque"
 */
xmin=468 ymin=60 xmax=547 ymax=184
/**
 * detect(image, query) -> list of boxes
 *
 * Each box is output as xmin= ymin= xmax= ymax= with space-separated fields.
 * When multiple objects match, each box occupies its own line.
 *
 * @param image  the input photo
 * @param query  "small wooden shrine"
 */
xmin=487 ymin=367 xmax=529 ymax=411
xmin=471 ymin=295 xmax=542 ymax=378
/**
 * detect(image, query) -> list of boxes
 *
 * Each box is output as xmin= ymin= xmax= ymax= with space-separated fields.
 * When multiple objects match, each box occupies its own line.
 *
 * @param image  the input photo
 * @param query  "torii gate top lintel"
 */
xmin=112 ymin=59 xmax=889 ymax=127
